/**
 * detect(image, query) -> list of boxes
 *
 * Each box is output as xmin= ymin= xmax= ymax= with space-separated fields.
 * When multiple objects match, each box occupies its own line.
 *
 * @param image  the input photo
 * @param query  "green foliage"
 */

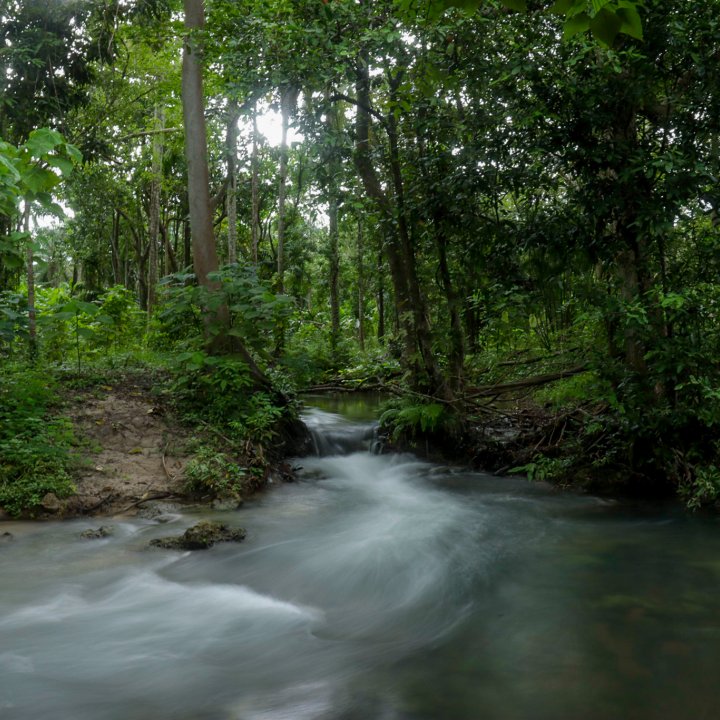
xmin=168 ymin=350 xmax=254 ymax=422
xmin=183 ymin=445 xmax=248 ymax=498
xmin=337 ymin=349 xmax=402 ymax=387
xmin=35 ymin=284 xmax=143 ymax=368
xmin=0 ymin=365 xmax=76 ymax=516
xmin=380 ymin=398 xmax=449 ymax=442
xmin=535 ymin=371 xmax=614 ymax=410
xmin=510 ymin=455 xmax=571 ymax=484
xmin=0 ymin=291 xmax=28 ymax=349
xmin=156 ymin=266 xmax=292 ymax=356
xmin=166 ymin=350 xmax=291 ymax=452
xmin=229 ymin=393 xmax=284 ymax=446
xmin=679 ymin=464 xmax=720 ymax=511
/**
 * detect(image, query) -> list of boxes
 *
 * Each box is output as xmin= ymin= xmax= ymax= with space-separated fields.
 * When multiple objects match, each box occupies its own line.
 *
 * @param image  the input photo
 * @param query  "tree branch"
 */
xmin=117 ymin=128 xmax=182 ymax=142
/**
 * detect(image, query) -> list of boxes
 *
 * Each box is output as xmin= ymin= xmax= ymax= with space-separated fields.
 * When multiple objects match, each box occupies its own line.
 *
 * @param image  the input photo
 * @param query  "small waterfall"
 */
xmin=302 ymin=408 xmax=378 ymax=456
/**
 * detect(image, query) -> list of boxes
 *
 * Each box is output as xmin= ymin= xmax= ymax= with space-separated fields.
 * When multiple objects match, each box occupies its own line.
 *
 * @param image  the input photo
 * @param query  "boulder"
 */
xmin=211 ymin=493 xmax=244 ymax=511
xmin=40 ymin=492 xmax=64 ymax=513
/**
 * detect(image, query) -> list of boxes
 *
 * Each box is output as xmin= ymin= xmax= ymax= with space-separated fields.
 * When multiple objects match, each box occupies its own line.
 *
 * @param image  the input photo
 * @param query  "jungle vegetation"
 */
xmin=3 ymin=0 xmax=720 ymax=513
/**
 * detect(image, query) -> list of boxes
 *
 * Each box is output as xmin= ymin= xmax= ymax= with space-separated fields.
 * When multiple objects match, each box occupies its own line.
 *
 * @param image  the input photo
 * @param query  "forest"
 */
xmin=2 ymin=0 xmax=720 ymax=517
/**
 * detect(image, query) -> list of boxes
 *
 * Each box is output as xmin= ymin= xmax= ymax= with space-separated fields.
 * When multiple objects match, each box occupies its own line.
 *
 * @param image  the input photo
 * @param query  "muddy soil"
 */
xmin=44 ymin=377 xmax=191 ymax=517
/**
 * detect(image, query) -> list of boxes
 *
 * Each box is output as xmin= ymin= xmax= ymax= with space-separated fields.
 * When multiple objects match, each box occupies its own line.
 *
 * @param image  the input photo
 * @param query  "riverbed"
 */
xmin=2 ymin=396 xmax=720 ymax=719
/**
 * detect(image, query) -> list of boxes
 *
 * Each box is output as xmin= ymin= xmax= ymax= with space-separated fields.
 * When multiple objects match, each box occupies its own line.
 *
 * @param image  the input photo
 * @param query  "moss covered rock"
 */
xmin=150 ymin=521 xmax=246 ymax=550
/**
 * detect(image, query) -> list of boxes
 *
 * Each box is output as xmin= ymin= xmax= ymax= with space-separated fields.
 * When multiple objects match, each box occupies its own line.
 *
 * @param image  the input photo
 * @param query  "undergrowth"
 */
xmin=0 ymin=364 xmax=76 ymax=516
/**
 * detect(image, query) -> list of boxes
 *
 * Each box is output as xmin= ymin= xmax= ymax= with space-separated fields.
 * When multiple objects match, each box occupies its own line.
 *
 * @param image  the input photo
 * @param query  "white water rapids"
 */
xmin=2 ymin=399 xmax=720 ymax=719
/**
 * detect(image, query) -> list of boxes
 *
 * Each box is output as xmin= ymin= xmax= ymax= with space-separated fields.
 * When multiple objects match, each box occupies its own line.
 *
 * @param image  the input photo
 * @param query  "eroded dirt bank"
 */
xmin=38 ymin=375 xmax=190 ymax=517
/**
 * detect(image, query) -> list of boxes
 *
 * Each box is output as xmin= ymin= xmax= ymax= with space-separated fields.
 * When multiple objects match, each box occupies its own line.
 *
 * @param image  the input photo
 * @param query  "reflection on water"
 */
xmin=2 ymin=405 xmax=720 ymax=719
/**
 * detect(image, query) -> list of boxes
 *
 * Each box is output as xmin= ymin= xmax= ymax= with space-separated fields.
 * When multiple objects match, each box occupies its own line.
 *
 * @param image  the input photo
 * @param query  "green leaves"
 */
xmin=435 ymin=0 xmax=527 ymax=13
xmin=21 ymin=165 xmax=61 ymax=194
xmin=563 ymin=12 xmax=591 ymax=40
xmin=412 ymin=0 xmax=642 ymax=47
xmin=551 ymin=0 xmax=644 ymax=47
xmin=23 ymin=128 xmax=65 ymax=157
xmin=501 ymin=0 xmax=527 ymax=10
xmin=616 ymin=3 xmax=643 ymax=40
xmin=0 ymin=128 xmax=81 ymax=225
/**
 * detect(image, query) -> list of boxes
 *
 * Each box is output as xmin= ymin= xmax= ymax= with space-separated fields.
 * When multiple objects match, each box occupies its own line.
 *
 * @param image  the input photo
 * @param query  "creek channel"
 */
xmin=2 ymin=394 xmax=720 ymax=719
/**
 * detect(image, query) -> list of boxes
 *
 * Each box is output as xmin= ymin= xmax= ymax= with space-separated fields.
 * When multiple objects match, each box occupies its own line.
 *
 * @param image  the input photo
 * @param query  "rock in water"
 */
xmin=80 ymin=526 xmax=114 ymax=539
xmin=150 ymin=521 xmax=246 ymax=550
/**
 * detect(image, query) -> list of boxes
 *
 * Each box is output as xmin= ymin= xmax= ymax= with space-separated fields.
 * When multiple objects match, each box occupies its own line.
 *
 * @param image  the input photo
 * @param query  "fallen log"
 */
xmin=466 ymin=364 xmax=588 ymax=399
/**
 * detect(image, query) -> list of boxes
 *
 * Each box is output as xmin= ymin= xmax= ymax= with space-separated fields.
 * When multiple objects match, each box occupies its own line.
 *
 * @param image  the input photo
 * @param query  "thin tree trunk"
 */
xmin=354 ymin=53 xmax=415 ymax=372
xmin=251 ymin=102 xmax=260 ymax=265
xmin=24 ymin=202 xmax=37 ymax=358
xmin=354 ymin=51 xmax=447 ymax=395
xmin=226 ymin=101 xmax=239 ymax=264
xmin=357 ymin=219 xmax=365 ymax=352
xmin=377 ymin=247 xmax=384 ymax=343
xmin=183 ymin=217 xmax=191 ymax=269
xmin=147 ymin=104 xmax=164 ymax=315
xmin=326 ymin=99 xmax=341 ymax=362
xmin=160 ymin=222 xmax=178 ymax=274
xmin=328 ymin=190 xmax=340 ymax=361
xmin=110 ymin=209 xmax=121 ymax=284
xmin=414 ymin=109 xmax=466 ymax=390
xmin=276 ymin=86 xmax=297 ymax=293
xmin=386 ymin=76 xmax=447 ymax=397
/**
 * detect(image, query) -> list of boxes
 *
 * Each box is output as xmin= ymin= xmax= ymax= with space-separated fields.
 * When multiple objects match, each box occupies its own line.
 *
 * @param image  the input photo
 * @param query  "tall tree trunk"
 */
xmin=276 ymin=85 xmax=297 ymax=293
xmin=147 ymin=104 xmax=164 ymax=315
xmin=353 ymin=52 xmax=447 ymax=396
xmin=326 ymin=99 xmax=341 ymax=362
xmin=160 ymin=222 xmax=178 ymax=274
xmin=183 ymin=216 xmax=191 ymax=269
xmin=415 ymin=111 xmax=466 ymax=390
xmin=181 ymin=2 xmax=219 ymax=293
xmin=376 ymin=247 xmax=384 ymax=344
xmin=354 ymin=53 xmax=415 ymax=373
xmin=274 ymin=85 xmax=298 ymax=356
xmin=110 ymin=209 xmax=121 ymax=285
xmin=357 ymin=219 xmax=365 ymax=352
xmin=226 ymin=101 xmax=239 ymax=264
xmin=385 ymin=93 xmax=446 ymax=396
xmin=251 ymin=101 xmax=260 ymax=266
xmin=181 ymin=0 xmax=267 ymax=385
xmin=328 ymin=189 xmax=340 ymax=361
xmin=24 ymin=202 xmax=36 ymax=358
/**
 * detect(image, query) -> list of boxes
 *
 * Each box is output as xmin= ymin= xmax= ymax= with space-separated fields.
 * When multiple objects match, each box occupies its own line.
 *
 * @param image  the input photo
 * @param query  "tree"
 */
xmin=181 ymin=0 xmax=268 ymax=385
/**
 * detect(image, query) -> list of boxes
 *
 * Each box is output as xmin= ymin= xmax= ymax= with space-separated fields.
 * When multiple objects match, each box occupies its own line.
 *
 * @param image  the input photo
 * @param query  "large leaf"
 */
xmin=0 ymin=153 xmax=20 ymax=180
xmin=590 ymin=7 xmax=622 ymax=47
xmin=562 ymin=11 xmax=591 ymax=40
xmin=64 ymin=143 xmax=83 ymax=163
xmin=549 ymin=0 xmax=578 ymax=13
xmin=20 ymin=165 xmax=60 ymax=193
xmin=46 ymin=155 xmax=74 ymax=177
xmin=61 ymin=299 xmax=99 ymax=315
xmin=616 ymin=5 xmax=643 ymax=40
xmin=23 ymin=128 xmax=64 ymax=158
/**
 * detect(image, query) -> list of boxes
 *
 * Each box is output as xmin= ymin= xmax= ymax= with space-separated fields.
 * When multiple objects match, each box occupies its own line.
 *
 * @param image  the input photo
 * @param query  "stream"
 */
xmin=2 ymin=395 xmax=720 ymax=719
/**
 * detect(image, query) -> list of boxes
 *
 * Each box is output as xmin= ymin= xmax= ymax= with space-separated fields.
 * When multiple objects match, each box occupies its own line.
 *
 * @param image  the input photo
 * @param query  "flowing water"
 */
xmin=2 ymin=395 xmax=720 ymax=720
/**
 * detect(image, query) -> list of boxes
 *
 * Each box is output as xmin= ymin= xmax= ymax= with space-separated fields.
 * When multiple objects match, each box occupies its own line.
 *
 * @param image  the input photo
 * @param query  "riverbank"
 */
xmin=0 ymin=366 xmax=308 ymax=521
